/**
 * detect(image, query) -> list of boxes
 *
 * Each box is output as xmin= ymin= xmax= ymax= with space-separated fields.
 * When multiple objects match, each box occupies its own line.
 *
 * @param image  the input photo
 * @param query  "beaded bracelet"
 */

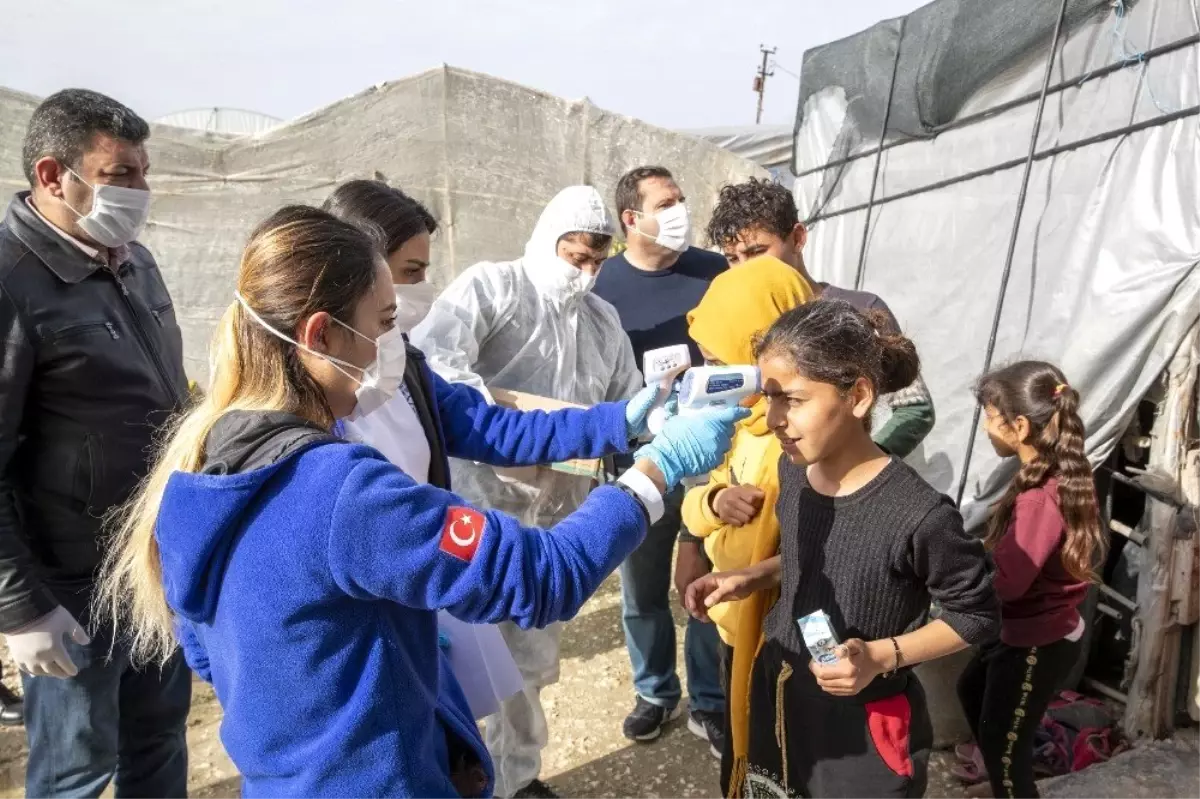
xmin=883 ymin=637 xmax=902 ymax=677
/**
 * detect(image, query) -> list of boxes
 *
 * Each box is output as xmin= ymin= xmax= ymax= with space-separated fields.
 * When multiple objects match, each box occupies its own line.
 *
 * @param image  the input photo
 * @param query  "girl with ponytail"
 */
xmin=957 ymin=360 xmax=1103 ymax=799
xmin=685 ymin=299 xmax=1000 ymax=798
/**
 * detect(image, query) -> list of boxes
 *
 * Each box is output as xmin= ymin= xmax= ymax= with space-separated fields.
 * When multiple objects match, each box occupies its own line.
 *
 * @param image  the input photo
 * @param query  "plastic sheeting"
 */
xmin=154 ymin=108 xmax=282 ymax=135
xmin=0 ymin=66 xmax=766 ymax=383
xmin=792 ymin=0 xmax=1200 ymax=528
xmin=686 ymin=125 xmax=794 ymax=172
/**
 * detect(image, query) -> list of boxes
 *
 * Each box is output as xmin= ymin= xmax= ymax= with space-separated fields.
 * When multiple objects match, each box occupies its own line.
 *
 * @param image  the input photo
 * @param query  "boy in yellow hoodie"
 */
xmin=680 ymin=255 xmax=813 ymax=793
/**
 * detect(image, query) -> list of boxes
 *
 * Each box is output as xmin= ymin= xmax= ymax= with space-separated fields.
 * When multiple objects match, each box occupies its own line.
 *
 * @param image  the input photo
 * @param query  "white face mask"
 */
xmin=393 ymin=281 xmax=438 ymax=333
xmin=633 ymin=203 xmax=691 ymax=253
xmin=532 ymin=257 xmax=596 ymax=304
xmin=234 ymin=293 xmax=407 ymax=418
xmin=64 ymin=167 xmax=151 ymax=248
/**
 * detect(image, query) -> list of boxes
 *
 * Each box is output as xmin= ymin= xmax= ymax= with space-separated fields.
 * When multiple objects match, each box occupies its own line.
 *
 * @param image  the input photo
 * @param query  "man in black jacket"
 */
xmin=0 ymin=89 xmax=191 ymax=798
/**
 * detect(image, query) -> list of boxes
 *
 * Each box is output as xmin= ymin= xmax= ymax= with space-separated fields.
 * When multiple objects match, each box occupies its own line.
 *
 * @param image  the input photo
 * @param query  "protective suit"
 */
xmin=410 ymin=186 xmax=642 ymax=797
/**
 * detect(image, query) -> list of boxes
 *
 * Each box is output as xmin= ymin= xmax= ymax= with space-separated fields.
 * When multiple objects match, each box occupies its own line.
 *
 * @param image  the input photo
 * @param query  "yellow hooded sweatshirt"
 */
xmin=682 ymin=255 xmax=813 ymax=644
xmin=682 ymin=255 xmax=812 ymax=798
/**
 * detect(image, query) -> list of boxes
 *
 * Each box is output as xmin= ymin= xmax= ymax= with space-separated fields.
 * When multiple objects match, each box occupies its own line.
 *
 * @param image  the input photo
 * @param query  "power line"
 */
xmin=770 ymin=61 xmax=801 ymax=81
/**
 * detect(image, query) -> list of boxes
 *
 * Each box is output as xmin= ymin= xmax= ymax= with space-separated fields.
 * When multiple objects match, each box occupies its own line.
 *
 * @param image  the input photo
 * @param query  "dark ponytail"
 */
xmin=976 ymin=361 xmax=1104 ymax=583
xmin=755 ymin=299 xmax=921 ymax=408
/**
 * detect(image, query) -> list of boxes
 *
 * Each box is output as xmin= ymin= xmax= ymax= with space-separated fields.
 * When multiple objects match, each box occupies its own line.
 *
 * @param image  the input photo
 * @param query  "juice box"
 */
xmin=797 ymin=610 xmax=840 ymax=665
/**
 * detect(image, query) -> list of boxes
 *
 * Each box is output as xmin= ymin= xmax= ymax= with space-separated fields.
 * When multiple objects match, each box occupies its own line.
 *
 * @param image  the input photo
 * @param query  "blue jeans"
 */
xmin=619 ymin=486 xmax=724 ymax=714
xmin=22 ymin=620 xmax=191 ymax=798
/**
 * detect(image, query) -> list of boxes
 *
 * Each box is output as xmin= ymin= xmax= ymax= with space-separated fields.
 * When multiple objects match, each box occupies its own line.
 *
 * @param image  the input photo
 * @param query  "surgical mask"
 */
xmin=633 ymin=203 xmax=691 ymax=253
xmin=533 ymin=258 xmax=596 ymax=303
xmin=63 ymin=167 xmax=151 ymax=248
xmin=393 ymin=281 xmax=438 ymax=333
xmin=234 ymin=293 xmax=407 ymax=418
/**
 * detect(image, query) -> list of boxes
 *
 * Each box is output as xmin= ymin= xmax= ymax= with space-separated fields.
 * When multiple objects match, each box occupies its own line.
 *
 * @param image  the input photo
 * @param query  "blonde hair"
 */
xmin=96 ymin=205 xmax=383 ymax=665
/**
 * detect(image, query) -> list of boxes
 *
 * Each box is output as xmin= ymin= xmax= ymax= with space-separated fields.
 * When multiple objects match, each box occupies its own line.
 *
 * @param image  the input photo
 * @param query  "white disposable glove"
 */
xmin=5 ymin=606 xmax=90 ymax=678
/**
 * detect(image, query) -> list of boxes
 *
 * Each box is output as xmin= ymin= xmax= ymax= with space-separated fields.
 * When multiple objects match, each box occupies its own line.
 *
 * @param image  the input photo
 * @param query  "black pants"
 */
xmin=719 ymin=643 xmax=735 ymax=796
xmin=744 ymin=642 xmax=931 ymax=798
xmin=957 ymin=637 xmax=1081 ymax=799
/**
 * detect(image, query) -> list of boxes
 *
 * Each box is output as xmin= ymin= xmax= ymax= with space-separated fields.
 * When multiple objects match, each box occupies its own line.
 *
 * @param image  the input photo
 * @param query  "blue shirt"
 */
xmin=594 ymin=246 xmax=728 ymax=370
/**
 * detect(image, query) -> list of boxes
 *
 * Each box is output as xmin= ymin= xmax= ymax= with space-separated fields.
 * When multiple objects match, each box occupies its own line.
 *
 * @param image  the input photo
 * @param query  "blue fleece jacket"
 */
xmin=158 ymin=380 xmax=646 ymax=798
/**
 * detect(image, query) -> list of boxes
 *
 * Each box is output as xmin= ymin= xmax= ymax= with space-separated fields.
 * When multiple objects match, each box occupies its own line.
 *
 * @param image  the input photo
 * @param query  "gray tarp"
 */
xmin=0 ymin=66 xmax=766 ymax=382
xmin=792 ymin=0 xmax=1199 ymax=526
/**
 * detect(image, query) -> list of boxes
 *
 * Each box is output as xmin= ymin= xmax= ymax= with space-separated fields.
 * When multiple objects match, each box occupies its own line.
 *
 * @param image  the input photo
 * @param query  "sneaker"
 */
xmin=622 ymin=696 xmax=683 ymax=742
xmin=514 ymin=779 xmax=560 ymax=798
xmin=687 ymin=708 xmax=725 ymax=760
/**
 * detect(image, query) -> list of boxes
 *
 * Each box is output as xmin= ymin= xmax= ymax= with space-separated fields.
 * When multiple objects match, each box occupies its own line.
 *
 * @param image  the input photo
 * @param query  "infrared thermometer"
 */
xmin=642 ymin=345 xmax=692 ymax=436
xmin=676 ymin=365 xmax=761 ymax=416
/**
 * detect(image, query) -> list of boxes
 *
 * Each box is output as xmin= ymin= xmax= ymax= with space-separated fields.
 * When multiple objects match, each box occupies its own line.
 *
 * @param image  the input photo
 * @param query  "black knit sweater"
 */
xmin=765 ymin=456 xmax=999 ymax=666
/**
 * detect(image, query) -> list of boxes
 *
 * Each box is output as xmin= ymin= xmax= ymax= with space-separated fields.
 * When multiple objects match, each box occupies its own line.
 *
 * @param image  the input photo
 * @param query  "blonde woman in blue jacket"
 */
xmin=96 ymin=205 xmax=744 ymax=798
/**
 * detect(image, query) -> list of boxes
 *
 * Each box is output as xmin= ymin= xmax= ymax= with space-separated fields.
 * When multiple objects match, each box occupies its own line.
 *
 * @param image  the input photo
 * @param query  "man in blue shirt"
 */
xmin=594 ymin=166 xmax=728 ymax=756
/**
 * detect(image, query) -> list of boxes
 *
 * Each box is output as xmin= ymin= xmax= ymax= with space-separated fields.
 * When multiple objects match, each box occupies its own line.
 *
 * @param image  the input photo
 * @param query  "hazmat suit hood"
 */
xmin=520 ymin=185 xmax=614 ymax=304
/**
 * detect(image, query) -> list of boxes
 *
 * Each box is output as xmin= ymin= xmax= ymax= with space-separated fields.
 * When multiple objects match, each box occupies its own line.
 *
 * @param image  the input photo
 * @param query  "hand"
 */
xmin=625 ymin=384 xmax=675 ymax=439
xmin=684 ymin=570 xmax=759 ymax=622
xmin=5 ymin=606 xmax=90 ymax=679
xmin=634 ymin=406 xmax=751 ymax=490
xmin=673 ymin=541 xmax=711 ymax=608
xmin=713 ymin=485 xmax=765 ymax=526
xmin=809 ymin=638 xmax=889 ymax=697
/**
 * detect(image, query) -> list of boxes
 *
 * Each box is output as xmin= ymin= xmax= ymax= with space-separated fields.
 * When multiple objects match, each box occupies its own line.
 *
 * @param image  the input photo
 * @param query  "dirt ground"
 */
xmin=0 ymin=575 xmax=1189 ymax=798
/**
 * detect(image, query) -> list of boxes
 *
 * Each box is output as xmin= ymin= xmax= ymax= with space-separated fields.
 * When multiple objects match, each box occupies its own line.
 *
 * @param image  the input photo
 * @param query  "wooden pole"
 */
xmin=754 ymin=45 xmax=776 ymax=125
xmin=1124 ymin=325 xmax=1200 ymax=739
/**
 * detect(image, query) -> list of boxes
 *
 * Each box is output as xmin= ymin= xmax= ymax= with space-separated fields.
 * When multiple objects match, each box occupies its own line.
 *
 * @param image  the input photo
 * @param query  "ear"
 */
xmin=296 ymin=311 xmax=332 ymax=353
xmin=849 ymin=376 xmax=876 ymax=420
xmin=1013 ymin=414 xmax=1033 ymax=445
xmin=33 ymin=157 xmax=66 ymax=196
xmin=791 ymin=222 xmax=808 ymax=251
xmin=622 ymin=209 xmax=639 ymax=232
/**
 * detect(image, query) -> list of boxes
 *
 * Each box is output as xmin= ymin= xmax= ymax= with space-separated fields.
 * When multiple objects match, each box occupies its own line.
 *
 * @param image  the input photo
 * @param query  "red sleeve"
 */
xmin=991 ymin=491 xmax=1066 ymax=602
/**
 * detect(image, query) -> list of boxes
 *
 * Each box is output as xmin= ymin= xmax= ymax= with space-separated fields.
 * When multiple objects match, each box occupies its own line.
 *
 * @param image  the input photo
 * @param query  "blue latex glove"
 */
xmin=634 ymin=406 xmax=751 ymax=490
xmin=625 ymin=383 xmax=673 ymax=439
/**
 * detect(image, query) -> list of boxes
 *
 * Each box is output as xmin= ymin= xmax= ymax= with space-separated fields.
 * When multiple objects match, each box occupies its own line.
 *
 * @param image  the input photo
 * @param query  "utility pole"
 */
xmin=753 ymin=44 xmax=776 ymax=124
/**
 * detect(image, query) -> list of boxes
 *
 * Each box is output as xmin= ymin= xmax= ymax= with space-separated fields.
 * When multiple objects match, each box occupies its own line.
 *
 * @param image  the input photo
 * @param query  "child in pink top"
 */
xmin=958 ymin=360 xmax=1105 ymax=799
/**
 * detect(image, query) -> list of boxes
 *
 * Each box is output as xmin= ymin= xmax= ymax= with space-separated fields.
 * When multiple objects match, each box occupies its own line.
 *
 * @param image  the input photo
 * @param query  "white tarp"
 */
xmin=793 ymin=0 xmax=1199 ymax=526
xmin=686 ymin=124 xmax=794 ymax=172
xmin=0 ymin=66 xmax=766 ymax=382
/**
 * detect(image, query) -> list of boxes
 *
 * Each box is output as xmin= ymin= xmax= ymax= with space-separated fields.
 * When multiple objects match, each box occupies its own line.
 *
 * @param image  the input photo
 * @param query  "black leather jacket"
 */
xmin=0 ymin=193 xmax=188 ymax=630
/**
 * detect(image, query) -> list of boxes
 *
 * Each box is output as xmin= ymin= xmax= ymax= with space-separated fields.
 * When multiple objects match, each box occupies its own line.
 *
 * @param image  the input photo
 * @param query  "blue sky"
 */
xmin=2 ymin=0 xmax=926 ymax=130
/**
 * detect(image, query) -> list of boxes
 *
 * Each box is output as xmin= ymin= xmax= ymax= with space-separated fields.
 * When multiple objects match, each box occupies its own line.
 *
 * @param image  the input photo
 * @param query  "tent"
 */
xmin=791 ymin=0 xmax=1198 ymax=739
xmin=0 ymin=66 xmax=766 ymax=382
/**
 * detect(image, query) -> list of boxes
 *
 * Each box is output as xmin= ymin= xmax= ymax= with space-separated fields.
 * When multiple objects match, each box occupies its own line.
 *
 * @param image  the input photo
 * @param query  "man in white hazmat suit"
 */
xmin=410 ymin=185 xmax=643 ymax=799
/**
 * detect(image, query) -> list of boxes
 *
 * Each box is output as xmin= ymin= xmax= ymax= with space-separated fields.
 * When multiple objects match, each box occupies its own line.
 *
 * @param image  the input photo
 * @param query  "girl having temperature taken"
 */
xmin=685 ymin=299 xmax=1000 ymax=798
xmin=956 ymin=361 xmax=1103 ymax=799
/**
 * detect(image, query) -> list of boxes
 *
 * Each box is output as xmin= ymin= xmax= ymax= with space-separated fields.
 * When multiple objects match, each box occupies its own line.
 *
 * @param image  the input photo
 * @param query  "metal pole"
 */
xmin=955 ymin=0 xmax=1072 ymax=506
xmin=853 ymin=19 xmax=905 ymax=291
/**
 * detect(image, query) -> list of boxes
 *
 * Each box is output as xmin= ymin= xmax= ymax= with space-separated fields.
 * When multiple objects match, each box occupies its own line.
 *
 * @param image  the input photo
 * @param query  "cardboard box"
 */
xmin=489 ymin=387 xmax=604 ymax=482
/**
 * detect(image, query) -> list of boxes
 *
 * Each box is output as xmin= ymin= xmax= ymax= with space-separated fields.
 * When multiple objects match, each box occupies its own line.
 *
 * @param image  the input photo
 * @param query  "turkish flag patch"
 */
xmin=439 ymin=506 xmax=485 ymax=562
